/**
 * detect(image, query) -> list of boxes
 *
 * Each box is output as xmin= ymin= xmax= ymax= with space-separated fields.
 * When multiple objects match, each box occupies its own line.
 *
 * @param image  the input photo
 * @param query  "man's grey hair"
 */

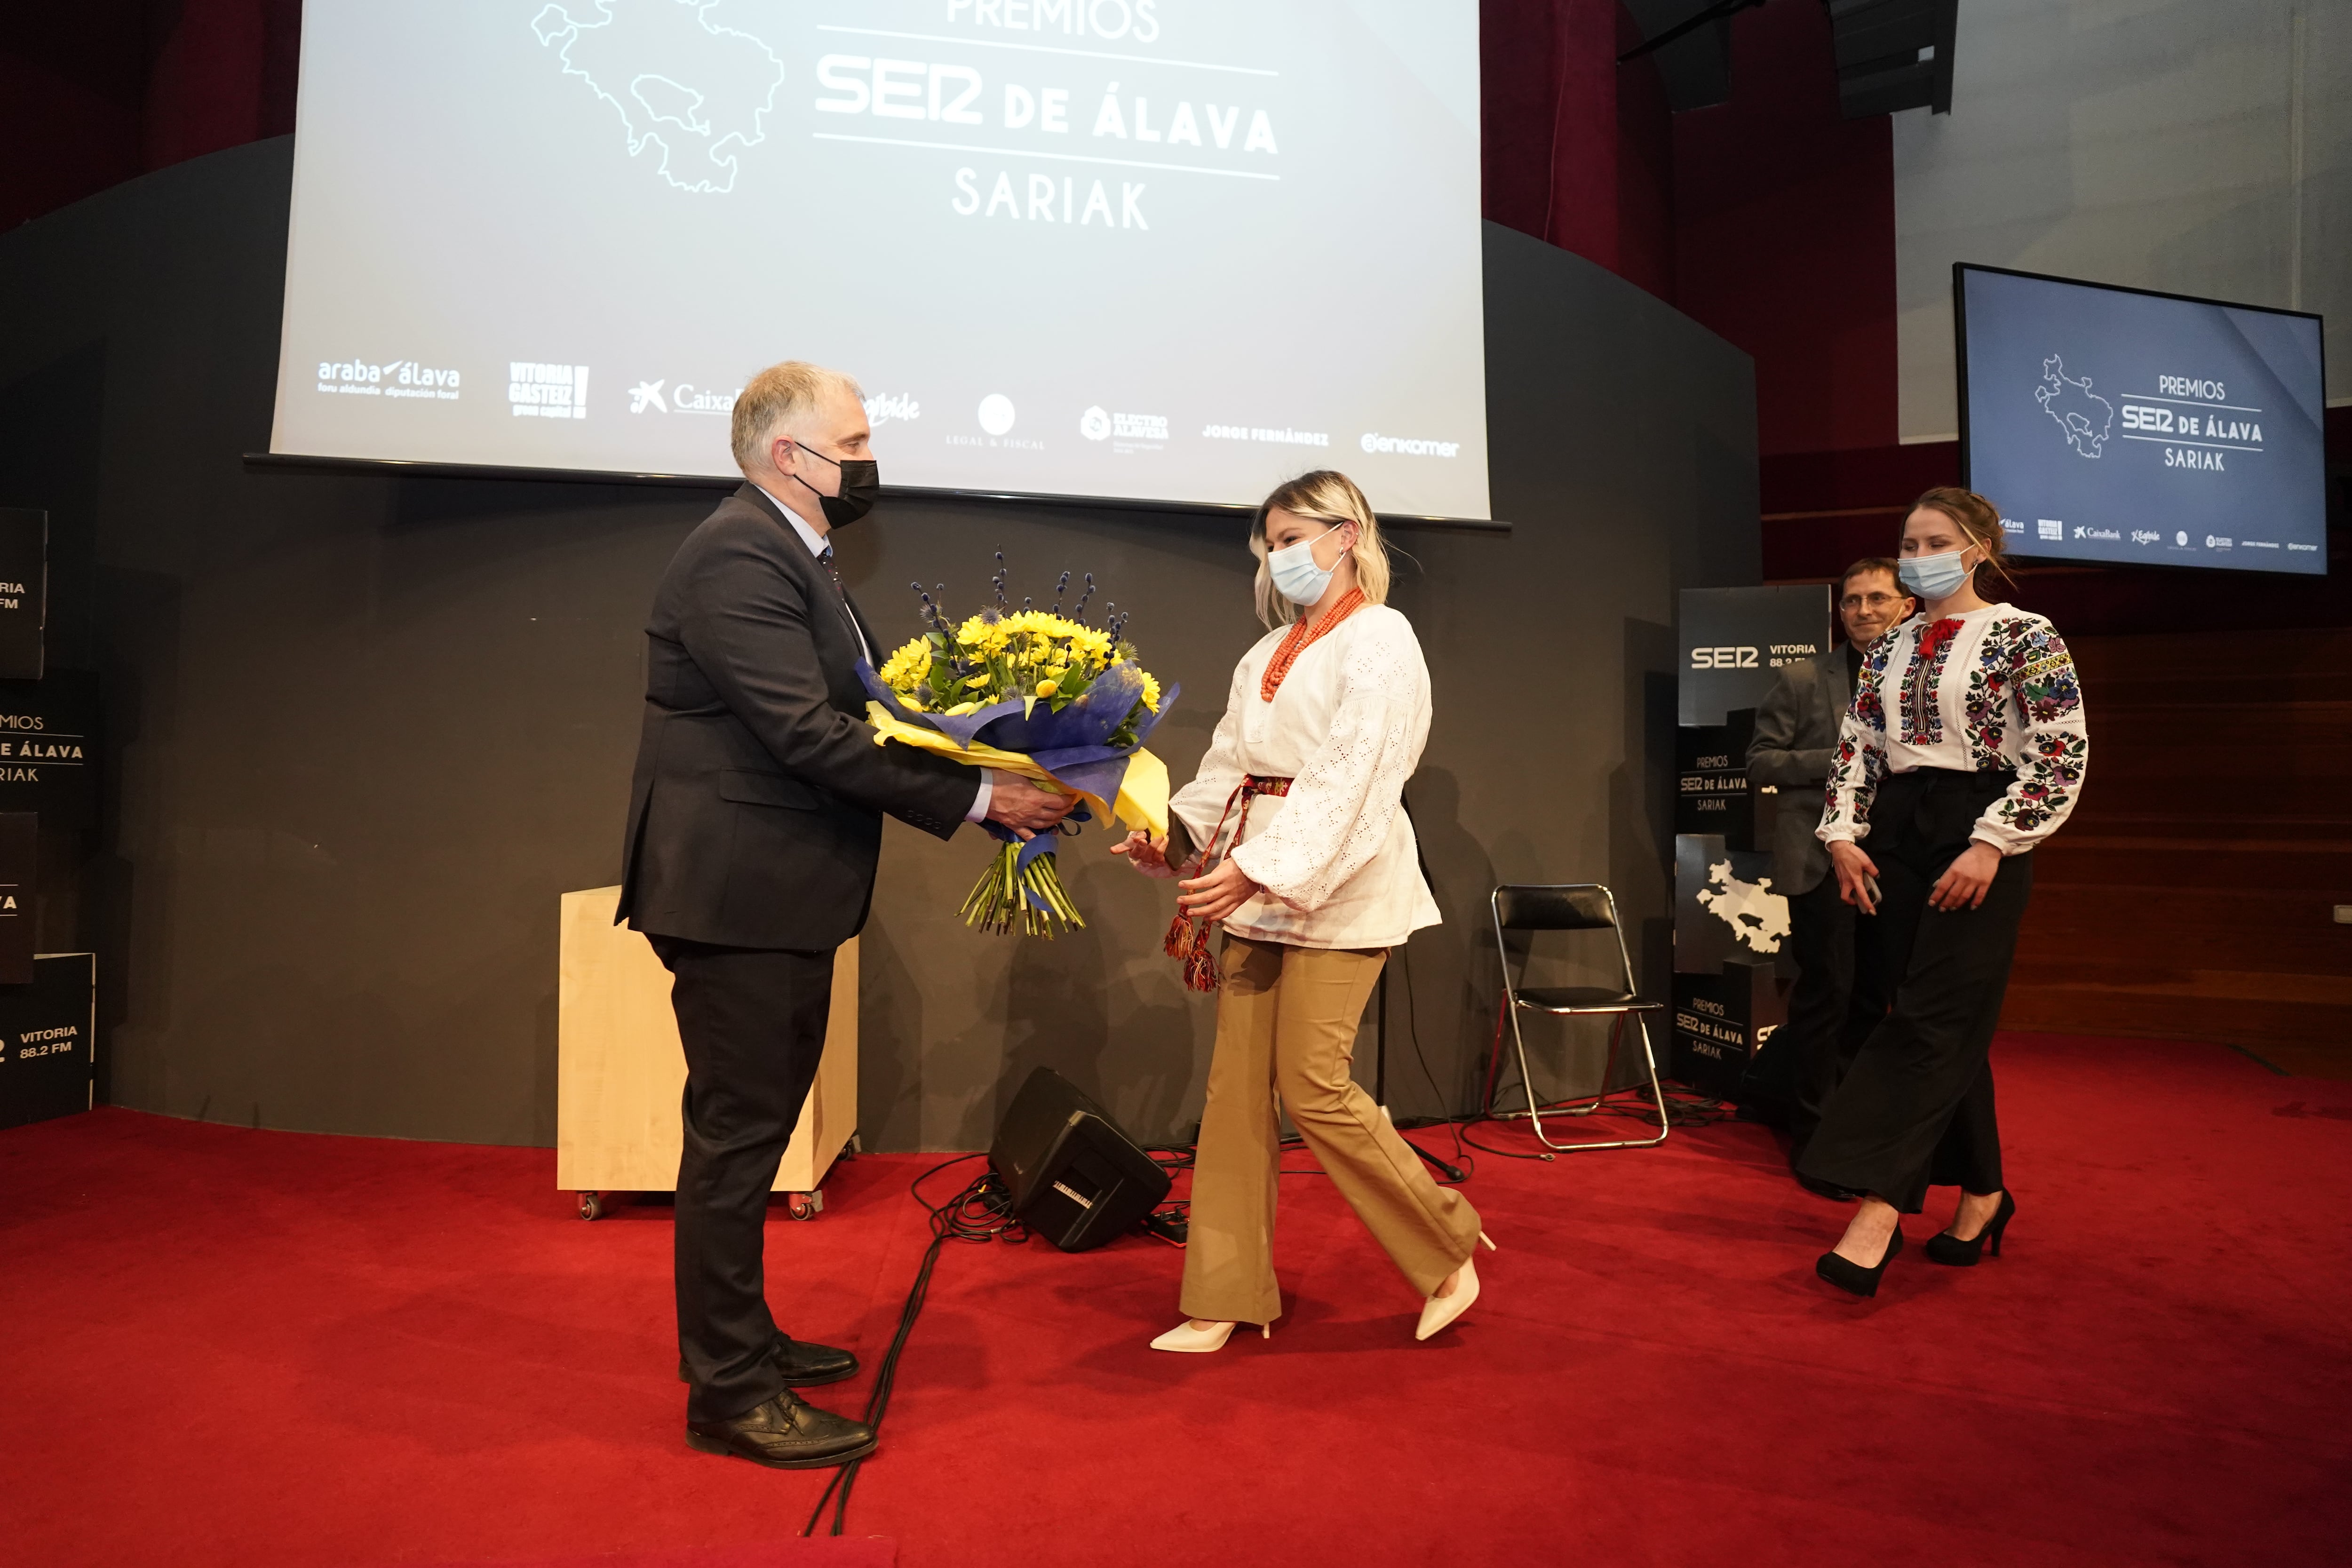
xmin=730 ymin=361 xmax=865 ymax=472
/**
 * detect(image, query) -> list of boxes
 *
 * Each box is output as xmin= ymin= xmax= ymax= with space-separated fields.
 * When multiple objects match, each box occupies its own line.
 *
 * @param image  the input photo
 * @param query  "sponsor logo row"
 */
xmin=312 ymin=361 xmax=1465 ymax=457
xmin=2009 ymin=517 xmax=2315 ymax=555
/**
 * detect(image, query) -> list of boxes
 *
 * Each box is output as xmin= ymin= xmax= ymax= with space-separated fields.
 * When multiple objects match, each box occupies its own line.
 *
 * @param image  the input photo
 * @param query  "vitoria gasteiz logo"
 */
xmin=510 ymin=363 xmax=589 ymax=419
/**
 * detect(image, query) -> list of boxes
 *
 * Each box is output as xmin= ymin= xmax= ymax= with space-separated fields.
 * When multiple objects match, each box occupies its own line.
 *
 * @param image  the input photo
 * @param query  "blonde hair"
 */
xmin=1247 ymin=470 xmax=1392 ymax=628
xmin=730 ymin=360 xmax=864 ymax=472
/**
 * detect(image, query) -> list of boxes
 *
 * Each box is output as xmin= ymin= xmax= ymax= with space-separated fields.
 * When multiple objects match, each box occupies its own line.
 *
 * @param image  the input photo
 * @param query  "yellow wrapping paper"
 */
xmin=866 ymin=701 xmax=1168 ymax=837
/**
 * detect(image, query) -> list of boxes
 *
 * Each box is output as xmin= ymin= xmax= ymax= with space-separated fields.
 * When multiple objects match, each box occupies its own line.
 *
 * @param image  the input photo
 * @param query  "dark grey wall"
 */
xmin=0 ymin=139 xmax=1756 ymax=1151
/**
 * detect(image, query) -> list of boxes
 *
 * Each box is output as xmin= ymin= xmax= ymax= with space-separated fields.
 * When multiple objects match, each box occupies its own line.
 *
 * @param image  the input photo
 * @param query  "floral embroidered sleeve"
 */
xmin=1972 ymin=619 xmax=2088 ymax=855
xmin=1816 ymin=635 xmax=1892 ymax=845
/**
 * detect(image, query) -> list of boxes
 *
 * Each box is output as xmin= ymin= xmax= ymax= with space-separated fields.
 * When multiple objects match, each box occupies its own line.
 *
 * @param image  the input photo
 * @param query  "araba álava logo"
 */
xmin=317 ymin=358 xmax=461 ymax=401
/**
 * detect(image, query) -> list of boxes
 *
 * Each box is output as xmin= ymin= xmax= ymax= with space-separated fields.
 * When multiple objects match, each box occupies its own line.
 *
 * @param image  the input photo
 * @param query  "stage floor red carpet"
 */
xmin=6 ymin=1031 xmax=2350 ymax=1568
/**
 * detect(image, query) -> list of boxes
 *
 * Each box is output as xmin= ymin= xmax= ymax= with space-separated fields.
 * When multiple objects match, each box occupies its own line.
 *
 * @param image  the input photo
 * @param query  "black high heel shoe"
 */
xmin=1815 ymin=1223 xmax=1903 ymax=1298
xmin=1925 ymin=1189 xmax=2015 ymax=1266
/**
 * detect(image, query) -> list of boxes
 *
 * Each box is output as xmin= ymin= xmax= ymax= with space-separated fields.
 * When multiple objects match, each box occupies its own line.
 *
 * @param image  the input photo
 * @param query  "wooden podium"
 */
xmin=556 ymin=887 xmax=857 ymax=1220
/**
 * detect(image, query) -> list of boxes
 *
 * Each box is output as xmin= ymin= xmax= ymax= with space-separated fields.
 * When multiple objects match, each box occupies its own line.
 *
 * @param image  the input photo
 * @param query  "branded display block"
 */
xmin=1674 ymin=833 xmax=1789 ymax=977
xmin=1670 ymin=960 xmax=1783 ymax=1101
xmin=1677 ymin=585 xmax=1830 ymax=725
xmin=0 ymin=952 xmax=96 ymax=1130
xmin=0 ymin=812 xmax=34 ymax=985
xmin=0 ymin=670 xmax=98 ymax=829
xmin=0 ymin=509 xmax=46 ymax=681
xmin=1676 ymin=710 xmax=1758 ymax=849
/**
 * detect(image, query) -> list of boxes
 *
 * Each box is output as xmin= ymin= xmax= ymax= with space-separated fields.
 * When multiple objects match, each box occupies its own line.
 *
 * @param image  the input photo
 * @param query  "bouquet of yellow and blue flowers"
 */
xmin=859 ymin=559 xmax=1177 ymax=936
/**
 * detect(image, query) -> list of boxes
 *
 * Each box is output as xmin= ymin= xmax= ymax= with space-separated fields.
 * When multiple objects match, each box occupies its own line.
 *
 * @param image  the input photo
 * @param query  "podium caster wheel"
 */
xmin=579 ymin=1191 xmax=604 ymax=1221
xmin=785 ymin=1192 xmax=822 ymax=1221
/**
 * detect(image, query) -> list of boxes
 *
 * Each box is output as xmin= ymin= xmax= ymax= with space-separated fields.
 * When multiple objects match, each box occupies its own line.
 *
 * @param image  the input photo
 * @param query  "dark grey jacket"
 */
xmin=617 ymin=484 xmax=978 ymax=949
xmin=1745 ymin=647 xmax=1856 ymax=897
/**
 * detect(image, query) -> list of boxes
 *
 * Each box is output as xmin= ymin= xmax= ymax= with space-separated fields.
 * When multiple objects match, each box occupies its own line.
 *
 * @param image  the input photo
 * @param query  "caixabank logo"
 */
xmin=627 ymin=379 xmax=738 ymax=416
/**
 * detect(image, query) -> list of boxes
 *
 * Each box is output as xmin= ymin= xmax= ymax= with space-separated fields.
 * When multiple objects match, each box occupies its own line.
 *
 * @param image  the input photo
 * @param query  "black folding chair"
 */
xmin=1489 ymin=883 xmax=1669 ymax=1151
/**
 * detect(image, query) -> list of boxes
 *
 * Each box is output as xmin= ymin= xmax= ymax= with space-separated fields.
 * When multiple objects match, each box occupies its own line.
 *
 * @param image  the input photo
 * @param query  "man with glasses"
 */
xmin=1742 ymin=558 xmax=1915 ymax=1193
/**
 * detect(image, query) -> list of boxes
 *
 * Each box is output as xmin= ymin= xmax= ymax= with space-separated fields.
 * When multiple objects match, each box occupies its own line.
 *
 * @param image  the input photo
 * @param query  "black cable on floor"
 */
xmin=803 ymin=1155 xmax=1021 ymax=1537
xmin=1393 ymin=939 xmax=1474 ymax=1184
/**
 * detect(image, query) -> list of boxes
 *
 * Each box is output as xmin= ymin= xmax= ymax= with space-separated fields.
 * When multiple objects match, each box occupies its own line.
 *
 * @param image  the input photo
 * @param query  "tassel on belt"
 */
xmin=1163 ymin=774 xmax=1291 ymax=993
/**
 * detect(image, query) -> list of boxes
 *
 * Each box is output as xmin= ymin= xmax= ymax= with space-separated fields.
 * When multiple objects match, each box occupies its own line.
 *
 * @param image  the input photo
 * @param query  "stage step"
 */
xmin=1997 ymin=625 xmax=2352 ymax=1078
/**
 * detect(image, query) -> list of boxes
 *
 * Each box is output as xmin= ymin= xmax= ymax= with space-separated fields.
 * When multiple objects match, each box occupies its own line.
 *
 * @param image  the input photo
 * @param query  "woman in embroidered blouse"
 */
xmin=1113 ymin=470 xmax=1489 ymax=1352
xmin=1800 ymin=486 xmax=2089 ymax=1297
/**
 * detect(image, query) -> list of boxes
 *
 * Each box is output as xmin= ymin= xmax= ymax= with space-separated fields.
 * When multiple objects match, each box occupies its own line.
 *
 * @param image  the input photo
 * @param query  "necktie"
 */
xmin=818 ymin=548 xmax=871 ymax=661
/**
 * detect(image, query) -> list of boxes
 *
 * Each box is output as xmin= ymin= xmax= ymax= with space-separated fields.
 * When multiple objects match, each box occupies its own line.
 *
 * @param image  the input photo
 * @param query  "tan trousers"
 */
xmin=1180 ymin=934 xmax=1483 ymax=1325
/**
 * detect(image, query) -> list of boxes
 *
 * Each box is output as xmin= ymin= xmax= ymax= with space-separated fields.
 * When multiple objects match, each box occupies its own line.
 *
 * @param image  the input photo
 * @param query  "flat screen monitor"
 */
xmin=1956 ymin=264 xmax=2327 ymax=575
xmin=266 ymin=0 xmax=1492 ymax=521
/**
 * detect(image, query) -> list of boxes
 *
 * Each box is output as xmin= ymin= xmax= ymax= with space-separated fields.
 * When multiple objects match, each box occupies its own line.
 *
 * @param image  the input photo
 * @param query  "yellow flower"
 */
xmin=1140 ymin=672 xmax=1162 ymax=712
xmin=964 ymin=673 xmax=992 ymax=689
xmin=1036 ymin=679 xmax=1059 ymax=698
xmin=944 ymin=700 xmax=980 ymax=716
xmin=878 ymin=636 xmax=932 ymax=694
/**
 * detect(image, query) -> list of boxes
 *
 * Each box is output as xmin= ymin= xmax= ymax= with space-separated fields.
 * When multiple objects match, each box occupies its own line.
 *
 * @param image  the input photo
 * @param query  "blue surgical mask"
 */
xmin=1899 ymin=548 xmax=1973 ymax=601
xmin=1267 ymin=523 xmax=1344 ymax=606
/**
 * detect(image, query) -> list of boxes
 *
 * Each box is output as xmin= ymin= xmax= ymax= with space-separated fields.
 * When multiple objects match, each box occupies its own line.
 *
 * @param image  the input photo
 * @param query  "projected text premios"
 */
xmin=815 ymin=57 xmax=1279 ymax=232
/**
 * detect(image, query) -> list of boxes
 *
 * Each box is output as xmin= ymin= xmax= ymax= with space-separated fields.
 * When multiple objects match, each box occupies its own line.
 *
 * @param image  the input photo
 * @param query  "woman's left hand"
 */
xmin=1176 ymin=857 xmax=1262 ymax=922
xmin=1929 ymin=842 xmax=2002 ymax=911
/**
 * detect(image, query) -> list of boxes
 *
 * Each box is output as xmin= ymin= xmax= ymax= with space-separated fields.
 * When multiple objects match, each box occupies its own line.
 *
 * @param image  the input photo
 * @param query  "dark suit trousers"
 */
xmin=1781 ymin=879 xmax=1891 ymax=1151
xmin=1798 ymin=770 xmax=2029 ymax=1213
xmin=651 ymin=935 xmax=834 ymax=1423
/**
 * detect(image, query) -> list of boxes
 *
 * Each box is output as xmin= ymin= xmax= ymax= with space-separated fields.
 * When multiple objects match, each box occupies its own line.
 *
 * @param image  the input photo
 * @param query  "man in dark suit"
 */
xmin=618 ymin=361 xmax=1071 ymax=1469
xmin=1743 ymin=558 xmax=1913 ymax=1188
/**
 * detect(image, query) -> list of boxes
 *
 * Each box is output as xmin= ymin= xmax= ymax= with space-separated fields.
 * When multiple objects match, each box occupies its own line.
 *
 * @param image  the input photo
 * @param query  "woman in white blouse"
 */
xmin=1114 ymin=470 xmax=1490 ymax=1352
xmin=1800 ymin=486 xmax=2089 ymax=1297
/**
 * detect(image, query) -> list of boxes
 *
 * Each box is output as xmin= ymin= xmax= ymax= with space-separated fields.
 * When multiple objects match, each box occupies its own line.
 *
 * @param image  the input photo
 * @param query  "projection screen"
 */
xmin=268 ymin=0 xmax=1493 ymax=520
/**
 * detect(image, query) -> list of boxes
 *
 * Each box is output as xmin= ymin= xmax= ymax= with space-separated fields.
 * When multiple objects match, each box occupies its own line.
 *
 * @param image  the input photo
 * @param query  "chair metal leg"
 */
xmin=1515 ymin=1011 xmax=1665 ymax=1147
xmin=1505 ymin=1006 xmax=1675 ymax=1152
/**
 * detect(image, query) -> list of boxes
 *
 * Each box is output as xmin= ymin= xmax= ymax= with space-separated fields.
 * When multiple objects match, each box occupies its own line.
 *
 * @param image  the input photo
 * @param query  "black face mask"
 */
xmin=787 ymin=440 xmax=881 ymax=529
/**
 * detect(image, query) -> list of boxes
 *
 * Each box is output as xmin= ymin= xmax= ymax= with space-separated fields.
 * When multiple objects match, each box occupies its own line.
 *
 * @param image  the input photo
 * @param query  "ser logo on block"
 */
xmin=1688 ymin=645 xmax=1761 ymax=670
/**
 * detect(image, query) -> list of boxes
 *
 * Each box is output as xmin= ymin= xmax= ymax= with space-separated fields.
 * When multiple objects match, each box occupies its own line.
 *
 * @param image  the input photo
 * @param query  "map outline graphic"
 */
xmin=531 ymin=1 xmax=786 ymax=195
xmin=2034 ymin=354 xmax=2114 ymax=459
xmin=1697 ymin=859 xmax=1789 ymax=956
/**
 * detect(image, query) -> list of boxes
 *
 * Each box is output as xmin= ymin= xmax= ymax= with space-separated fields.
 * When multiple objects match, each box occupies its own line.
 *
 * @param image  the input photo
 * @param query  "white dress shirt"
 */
xmin=755 ymin=481 xmax=992 ymax=825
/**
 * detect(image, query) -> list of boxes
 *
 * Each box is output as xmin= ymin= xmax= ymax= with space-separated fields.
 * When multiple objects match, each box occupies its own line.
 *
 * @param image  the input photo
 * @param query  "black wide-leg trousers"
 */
xmin=650 ymin=936 xmax=834 ymax=1424
xmin=1798 ymin=769 xmax=2031 ymax=1214
xmin=1779 ymin=876 xmax=1892 ymax=1152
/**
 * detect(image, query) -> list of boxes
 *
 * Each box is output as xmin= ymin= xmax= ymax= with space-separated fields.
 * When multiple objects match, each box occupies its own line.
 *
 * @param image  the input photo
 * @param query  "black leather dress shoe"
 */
xmin=678 ymin=1337 xmax=859 ymax=1388
xmin=685 ymin=1390 xmax=877 ymax=1470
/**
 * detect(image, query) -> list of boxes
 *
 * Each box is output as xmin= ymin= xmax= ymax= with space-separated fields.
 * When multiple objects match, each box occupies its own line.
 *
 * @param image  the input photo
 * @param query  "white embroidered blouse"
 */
xmin=1168 ymin=604 xmax=1443 ymax=950
xmin=1816 ymin=602 xmax=2089 ymax=856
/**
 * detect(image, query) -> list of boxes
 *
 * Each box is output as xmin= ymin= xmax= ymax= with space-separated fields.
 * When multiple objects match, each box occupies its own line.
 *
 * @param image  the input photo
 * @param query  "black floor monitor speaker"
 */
xmin=988 ymin=1067 xmax=1172 ymax=1252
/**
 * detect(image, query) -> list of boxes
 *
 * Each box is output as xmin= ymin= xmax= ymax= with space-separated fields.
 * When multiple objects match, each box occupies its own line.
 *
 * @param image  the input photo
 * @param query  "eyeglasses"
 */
xmin=1840 ymin=592 xmax=1907 ymax=610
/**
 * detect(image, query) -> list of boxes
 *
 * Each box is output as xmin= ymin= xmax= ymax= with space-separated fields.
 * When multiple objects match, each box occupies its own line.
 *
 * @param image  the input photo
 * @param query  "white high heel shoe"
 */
xmin=1415 ymin=1232 xmax=1497 ymax=1342
xmin=1148 ymin=1318 xmax=1271 ymax=1353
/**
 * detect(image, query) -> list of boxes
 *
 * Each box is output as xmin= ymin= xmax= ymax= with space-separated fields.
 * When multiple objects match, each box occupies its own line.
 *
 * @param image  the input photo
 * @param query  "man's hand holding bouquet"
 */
xmin=858 ymin=559 xmax=1177 ymax=936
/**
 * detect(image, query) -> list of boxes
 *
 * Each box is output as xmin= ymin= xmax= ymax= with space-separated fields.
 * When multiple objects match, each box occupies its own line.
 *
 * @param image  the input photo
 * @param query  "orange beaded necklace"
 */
xmin=1259 ymin=587 xmax=1366 ymax=701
